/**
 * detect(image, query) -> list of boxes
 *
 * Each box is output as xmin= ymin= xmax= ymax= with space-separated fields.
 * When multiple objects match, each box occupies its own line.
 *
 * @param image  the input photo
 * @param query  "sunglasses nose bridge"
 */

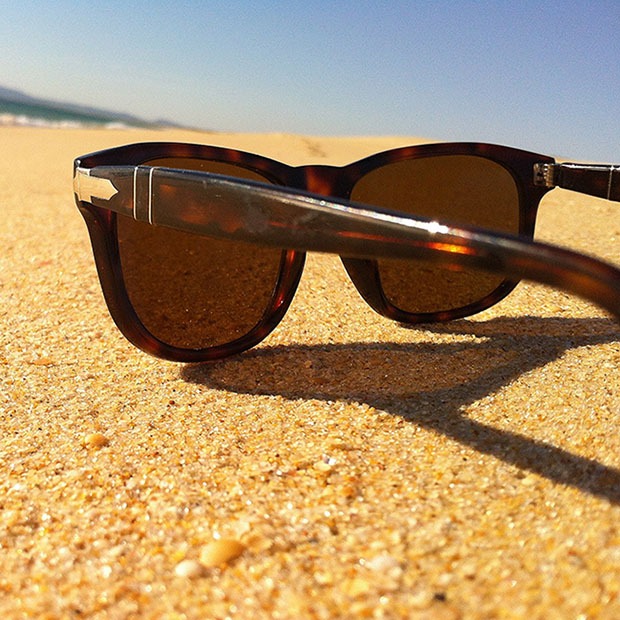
xmin=300 ymin=165 xmax=345 ymax=198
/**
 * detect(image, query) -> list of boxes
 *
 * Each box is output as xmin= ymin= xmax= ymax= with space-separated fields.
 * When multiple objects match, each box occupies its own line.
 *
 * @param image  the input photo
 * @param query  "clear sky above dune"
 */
xmin=1 ymin=1 xmax=618 ymax=161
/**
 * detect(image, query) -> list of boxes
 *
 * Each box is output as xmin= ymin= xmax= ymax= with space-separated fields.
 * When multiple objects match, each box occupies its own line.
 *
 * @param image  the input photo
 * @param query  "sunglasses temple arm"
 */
xmin=535 ymin=162 xmax=620 ymax=202
xmin=75 ymin=165 xmax=620 ymax=322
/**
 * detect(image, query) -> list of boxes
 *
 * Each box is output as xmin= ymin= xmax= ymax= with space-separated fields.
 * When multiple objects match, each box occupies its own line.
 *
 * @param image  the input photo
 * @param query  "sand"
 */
xmin=0 ymin=125 xmax=619 ymax=618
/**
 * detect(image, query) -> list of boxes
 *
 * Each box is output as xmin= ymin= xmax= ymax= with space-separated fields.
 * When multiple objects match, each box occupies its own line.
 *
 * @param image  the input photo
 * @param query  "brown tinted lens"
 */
xmin=116 ymin=158 xmax=284 ymax=350
xmin=350 ymin=155 xmax=520 ymax=314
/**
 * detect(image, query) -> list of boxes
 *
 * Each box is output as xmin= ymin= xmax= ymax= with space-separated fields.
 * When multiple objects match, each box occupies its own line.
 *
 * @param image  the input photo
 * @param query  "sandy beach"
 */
xmin=1 ymin=125 xmax=619 ymax=618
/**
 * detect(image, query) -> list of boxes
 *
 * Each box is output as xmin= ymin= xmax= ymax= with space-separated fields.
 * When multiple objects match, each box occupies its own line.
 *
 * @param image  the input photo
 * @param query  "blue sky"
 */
xmin=1 ymin=1 xmax=619 ymax=161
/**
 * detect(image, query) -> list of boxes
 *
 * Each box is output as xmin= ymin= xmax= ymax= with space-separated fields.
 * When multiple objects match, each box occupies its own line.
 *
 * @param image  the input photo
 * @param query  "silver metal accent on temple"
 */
xmin=533 ymin=163 xmax=556 ymax=188
xmin=148 ymin=166 xmax=155 ymax=224
xmin=131 ymin=166 xmax=158 ymax=223
xmin=132 ymin=166 xmax=138 ymax=220
xmin=73 ymin=167 xmax=118 ymax=202
xmin=607 ymin=166 xmax=619 ymax=201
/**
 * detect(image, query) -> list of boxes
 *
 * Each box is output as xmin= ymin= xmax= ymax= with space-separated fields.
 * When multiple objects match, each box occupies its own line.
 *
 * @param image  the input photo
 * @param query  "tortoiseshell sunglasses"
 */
xmin=73 ymin=142 xmax=620 ymax=362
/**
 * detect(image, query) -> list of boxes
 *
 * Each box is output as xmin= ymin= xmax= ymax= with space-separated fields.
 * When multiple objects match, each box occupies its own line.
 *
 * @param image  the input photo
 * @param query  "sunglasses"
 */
xmin=73 ymin=141 xmax=620 ymax=362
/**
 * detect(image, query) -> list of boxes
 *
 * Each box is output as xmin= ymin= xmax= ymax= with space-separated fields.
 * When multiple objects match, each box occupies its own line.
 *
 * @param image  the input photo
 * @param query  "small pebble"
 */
xmin=83 ymin=433 xmax=109 ymax=448
xmin=408 ymin=588 xmax=435 ymax=609
xmin=313 ymin=460 xmax=334 ymax=472
xmin=174 ymin=559 xmax=206 ymax=579
xmin=344 ymin=577 xmax=371 ymax=597
xmin=365 ymin=553 xmax=401 ymax=572
xmin=30 ymin=356 xmax=55 ymax=366
xmin=200 ymin=538 xmax=245 ymax=567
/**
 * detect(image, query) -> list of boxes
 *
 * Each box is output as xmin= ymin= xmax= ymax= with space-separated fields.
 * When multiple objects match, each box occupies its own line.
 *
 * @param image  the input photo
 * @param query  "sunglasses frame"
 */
xmin=74 ymin=142 xmax=620 ymax=361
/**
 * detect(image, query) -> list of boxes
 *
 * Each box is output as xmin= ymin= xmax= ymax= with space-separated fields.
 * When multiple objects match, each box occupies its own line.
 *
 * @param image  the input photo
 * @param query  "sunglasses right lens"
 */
xmin=350 ymin=155 xmax=521 ymax=315
xmin=116 ymin=159 xmax=285 ymax=350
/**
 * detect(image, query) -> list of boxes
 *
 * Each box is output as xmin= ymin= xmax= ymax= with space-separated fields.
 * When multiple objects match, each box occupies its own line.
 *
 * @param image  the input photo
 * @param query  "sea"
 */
xmin=0 ymin=96 xmax=152 ymax=129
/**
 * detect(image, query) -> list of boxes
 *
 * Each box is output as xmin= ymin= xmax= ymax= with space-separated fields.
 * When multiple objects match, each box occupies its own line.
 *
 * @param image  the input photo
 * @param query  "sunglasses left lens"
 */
xmin=350 ymin=154 xmax=521 ymax=316
xmin=116 ymin=159 xmax=284 ymax=350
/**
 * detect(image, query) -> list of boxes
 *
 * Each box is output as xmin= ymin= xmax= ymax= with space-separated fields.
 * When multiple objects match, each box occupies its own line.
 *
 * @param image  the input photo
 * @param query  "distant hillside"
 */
xmin=0 ymin=85 xmax=182 ymax=128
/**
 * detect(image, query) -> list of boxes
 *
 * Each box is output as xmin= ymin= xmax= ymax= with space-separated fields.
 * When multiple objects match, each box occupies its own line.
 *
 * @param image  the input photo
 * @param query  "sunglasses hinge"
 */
xmin=533 ymin=162 xmax=557 ymax=188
